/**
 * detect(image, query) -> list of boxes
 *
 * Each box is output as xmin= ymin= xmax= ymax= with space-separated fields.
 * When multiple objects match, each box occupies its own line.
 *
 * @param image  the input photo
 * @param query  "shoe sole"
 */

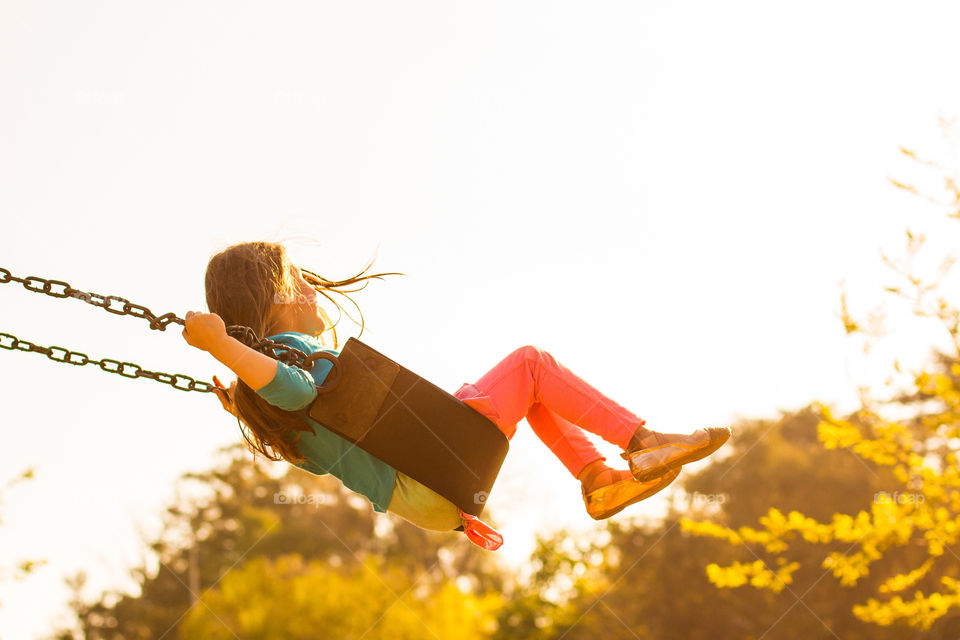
xmin=585 ymin=467 xmax=681 ymax=520
xmin=624 ymin=427 xmax=731 ymax=483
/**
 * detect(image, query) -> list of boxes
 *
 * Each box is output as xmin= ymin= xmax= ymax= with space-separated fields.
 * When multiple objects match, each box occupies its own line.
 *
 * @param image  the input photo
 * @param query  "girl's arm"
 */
xmin=182 ymin=311 xmax=277 ymax=391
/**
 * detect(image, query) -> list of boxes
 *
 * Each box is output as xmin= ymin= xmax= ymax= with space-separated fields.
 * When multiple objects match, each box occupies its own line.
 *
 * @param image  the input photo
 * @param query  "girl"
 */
xmin=182 ymin=241 xmax=730 ymax=551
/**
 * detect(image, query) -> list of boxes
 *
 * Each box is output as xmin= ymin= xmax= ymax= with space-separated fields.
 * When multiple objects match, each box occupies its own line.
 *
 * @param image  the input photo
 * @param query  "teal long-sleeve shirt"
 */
xmin=254 ymin=332 xmax=398 ymax=513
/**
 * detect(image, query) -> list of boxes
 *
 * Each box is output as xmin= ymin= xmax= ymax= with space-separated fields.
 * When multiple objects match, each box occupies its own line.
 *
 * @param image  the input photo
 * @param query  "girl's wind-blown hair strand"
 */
xmin=203 ymin=241 xmax=404 ymax=463
xmin=299 ymin=261 xmax=402 ymax=347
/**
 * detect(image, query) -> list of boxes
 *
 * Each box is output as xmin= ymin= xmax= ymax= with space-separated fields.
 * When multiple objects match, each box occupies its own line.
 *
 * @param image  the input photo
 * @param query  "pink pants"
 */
xmin=453 ymin=345 xmax=645 ymax=478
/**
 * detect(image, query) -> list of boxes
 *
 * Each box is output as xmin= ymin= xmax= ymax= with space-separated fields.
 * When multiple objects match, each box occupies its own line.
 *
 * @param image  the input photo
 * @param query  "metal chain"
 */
xmin=0 ymin=267 xmax=184 ymax=331
xmin=0 ymin=267 xmax=329 ymax=393
xmin=0 ymin=332 xmax=217 ymax=392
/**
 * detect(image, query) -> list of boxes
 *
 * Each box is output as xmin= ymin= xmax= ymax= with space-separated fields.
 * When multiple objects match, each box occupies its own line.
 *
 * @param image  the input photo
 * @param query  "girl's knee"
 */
xmin=512 ymin=345 xmax=544 ymax=361
xmin=513 ymin=345 xmax=557 ymax=370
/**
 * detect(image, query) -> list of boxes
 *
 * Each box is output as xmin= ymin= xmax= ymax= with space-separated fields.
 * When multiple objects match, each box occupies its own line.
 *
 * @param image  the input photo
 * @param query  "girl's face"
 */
xmin=272 ymin=264 xmax=326 ymax=335
xmin=291 ymin=265 xmax=318 ymax=307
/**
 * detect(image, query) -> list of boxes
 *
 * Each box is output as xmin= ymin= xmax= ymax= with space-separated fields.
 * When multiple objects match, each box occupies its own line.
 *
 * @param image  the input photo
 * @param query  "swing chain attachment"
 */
xmin=224 ymin=325 xmax=331 ymax=372
xmin=0 ymin=267 xmax=327 ymax=393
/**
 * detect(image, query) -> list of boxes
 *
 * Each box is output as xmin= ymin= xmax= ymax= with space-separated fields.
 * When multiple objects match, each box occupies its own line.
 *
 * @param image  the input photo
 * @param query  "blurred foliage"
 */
xmin=178 ymin=554 xmax=501 ymax=639
xmin=48 ymin=445 xmax=506 ymax=639
xmin=50 ymin=405 xmax=939 ymax=638
xmin=501 ymin=409 xmax=930 ymax=640
xmin=0 ymin=467 xmax=44 ymax=609
xmin=682 ymin=140 xmax=960 ymax=634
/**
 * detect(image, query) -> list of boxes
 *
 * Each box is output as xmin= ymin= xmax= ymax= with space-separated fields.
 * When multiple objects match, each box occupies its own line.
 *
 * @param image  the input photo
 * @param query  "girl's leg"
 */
xmin=526 ymin=402 xmax=606 ymax=478
xmin=454 ymin=345 xmax=644 ymax=476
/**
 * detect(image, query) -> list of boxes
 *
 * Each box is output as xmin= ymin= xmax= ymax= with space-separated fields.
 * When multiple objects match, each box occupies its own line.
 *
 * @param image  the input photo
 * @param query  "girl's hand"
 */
xmin=182 ymin=310 xmax=228 ymax=353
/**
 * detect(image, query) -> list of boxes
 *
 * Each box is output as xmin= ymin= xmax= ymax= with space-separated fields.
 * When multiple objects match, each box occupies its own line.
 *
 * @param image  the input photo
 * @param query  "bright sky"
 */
xmin=2 ymin=1 xmax=960 ymax=638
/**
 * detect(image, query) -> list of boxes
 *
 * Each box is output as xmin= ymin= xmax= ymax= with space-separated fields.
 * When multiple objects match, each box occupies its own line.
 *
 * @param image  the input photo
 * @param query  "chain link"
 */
xmin=0 ymin=268 xmax=328 ymax=394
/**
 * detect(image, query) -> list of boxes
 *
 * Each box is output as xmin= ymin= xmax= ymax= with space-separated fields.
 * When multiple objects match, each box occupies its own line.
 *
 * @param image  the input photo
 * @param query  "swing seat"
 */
xmin=304 ymin=337 xmax=509 ymax=518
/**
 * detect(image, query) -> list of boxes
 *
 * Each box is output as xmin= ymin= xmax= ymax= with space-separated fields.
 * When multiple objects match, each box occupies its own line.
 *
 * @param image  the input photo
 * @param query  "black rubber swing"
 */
xmin=302 ymin=337 xmax=510 ymax=520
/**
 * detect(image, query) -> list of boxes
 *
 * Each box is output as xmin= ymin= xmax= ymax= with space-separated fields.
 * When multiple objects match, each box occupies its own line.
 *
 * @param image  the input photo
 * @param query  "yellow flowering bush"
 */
xmin=682 ymin=145 xmax=960 ymax=631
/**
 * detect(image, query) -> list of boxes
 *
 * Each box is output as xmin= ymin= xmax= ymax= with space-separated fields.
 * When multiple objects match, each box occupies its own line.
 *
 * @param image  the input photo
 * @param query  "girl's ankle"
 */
xmin=578 ymin=459 xmax=632 ymax=493
xmin=628 ymin=424 xmax=659 ymax=452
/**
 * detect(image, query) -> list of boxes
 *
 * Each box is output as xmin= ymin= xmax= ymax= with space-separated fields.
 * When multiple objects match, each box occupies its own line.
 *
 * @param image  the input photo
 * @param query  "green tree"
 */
xmin=51 ymin=444 xmax=507 ymax=639
xmin=516 ymin=410 xmax=913 ymax=639
xmin=682 ymin=143 xmax=960 ymax=634
xmin=178 ymin=553 xmax=501 ymax=639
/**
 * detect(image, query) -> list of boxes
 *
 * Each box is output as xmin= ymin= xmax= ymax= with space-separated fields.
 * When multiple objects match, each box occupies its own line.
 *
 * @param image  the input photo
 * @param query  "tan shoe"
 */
xmin=582 ymin=467 xmax=681 ymax=520
xmin=621 ymin=426 xmax=731 ymax=482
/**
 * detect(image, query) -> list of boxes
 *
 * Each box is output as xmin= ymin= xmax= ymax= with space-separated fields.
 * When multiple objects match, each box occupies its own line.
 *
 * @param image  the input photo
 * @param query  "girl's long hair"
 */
xmin=204 ymin=241 xmax=403 ymax=463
